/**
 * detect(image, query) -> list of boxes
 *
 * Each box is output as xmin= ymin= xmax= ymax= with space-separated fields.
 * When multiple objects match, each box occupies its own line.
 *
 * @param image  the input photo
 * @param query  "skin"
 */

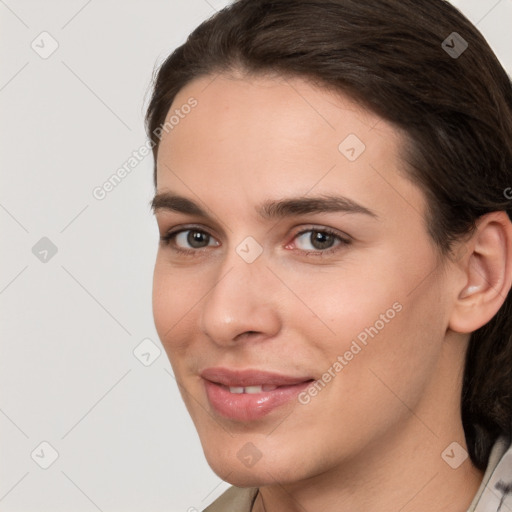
xmin=151 ymin=72 xmax=512 ymax=512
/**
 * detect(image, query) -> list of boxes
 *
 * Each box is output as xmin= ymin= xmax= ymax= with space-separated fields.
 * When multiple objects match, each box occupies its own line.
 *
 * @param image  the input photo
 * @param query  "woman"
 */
xmin=146 ymin=1 xmax=512 ymax=510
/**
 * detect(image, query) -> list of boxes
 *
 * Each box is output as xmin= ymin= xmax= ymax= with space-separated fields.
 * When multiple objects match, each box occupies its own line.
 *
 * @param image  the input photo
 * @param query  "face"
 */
xmin=152 ymin=73 xmax=458 ymax=486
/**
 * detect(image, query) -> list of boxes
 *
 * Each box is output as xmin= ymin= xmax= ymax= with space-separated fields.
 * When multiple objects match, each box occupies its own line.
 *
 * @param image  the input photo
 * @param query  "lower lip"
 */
xmin=204 ymin=380 xmax=312 ymax=422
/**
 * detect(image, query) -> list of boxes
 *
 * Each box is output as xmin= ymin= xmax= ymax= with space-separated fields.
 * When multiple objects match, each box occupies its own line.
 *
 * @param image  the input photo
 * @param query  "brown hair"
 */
xmin=145 ymin=0 xmax=512 ymax=470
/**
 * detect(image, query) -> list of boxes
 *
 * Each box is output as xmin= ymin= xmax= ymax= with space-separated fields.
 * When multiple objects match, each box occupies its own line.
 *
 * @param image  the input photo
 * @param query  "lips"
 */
xmin=201 ymin=367 xmax=312 ymax=387
xmin=201 ymin=367 xmax=314 ymax=421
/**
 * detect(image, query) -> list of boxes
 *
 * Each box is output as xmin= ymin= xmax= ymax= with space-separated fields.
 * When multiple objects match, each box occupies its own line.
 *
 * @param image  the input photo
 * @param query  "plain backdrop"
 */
xmin=0 ymin=1 xmax=511 ymax=511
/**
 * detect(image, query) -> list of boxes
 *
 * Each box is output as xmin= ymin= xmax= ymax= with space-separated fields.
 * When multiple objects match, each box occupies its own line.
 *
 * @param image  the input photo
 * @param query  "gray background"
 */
xmin=0 ymin=1 xmax=510 ymax=511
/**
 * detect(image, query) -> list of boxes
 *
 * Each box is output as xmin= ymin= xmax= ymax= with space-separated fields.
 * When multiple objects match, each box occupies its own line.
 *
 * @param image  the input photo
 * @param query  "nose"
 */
xmin=199 ymin=249 xmax=282 ymax=346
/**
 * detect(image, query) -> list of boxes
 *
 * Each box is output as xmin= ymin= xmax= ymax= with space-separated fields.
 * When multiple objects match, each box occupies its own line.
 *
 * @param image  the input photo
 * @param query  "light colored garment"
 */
xmin=203 ymin=435 xmax=512 ymax=512
xmin=203 ymin=486 xmax=258 ymax=511
xmin=467 ymin=435 xmax=512 ymax=512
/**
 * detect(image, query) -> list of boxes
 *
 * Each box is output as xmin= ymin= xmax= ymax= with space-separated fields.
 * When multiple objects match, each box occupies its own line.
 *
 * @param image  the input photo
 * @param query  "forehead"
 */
xmin=155 ymin=73 xmax=425 ymax=224
xmin=159 ymin=72 xmax=389 ymax=161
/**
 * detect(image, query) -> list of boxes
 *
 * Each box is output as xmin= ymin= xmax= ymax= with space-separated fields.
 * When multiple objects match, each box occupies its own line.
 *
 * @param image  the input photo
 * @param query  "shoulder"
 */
xmin=467 ymin=435 xmax=512 ymax=512
xmin=203 ymin=486 xmax=259 ymax=512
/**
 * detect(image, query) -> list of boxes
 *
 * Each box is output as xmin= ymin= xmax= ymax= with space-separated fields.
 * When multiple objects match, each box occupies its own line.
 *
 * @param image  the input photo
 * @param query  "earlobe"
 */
xmin=449 ymin=211 xmax=512 ymax=334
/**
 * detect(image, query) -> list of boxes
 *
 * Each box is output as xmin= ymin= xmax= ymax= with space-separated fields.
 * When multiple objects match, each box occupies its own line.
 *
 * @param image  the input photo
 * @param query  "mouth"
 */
xmin=218 ymin=383 xmax=283 ymax=393
xmin=201 ymin=367 xmax=315 ymax=421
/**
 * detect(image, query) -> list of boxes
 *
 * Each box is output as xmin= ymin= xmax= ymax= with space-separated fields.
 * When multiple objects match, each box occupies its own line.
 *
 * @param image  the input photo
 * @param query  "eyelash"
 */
xmin=292 ymin=227 xmax=351 ymax=256
xmin=159 ymin=225 xmax=351 ymax=258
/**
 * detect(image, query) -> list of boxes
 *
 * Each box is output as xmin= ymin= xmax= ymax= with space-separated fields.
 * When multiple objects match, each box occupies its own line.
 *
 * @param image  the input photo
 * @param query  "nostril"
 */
xmin=235 ymin=330 xmax=261 ymax=341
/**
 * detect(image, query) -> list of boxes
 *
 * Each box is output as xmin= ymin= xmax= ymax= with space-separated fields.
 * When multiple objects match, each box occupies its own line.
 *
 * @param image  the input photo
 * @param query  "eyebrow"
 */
xmin=150 ymin=192 xmax=378 ymax=220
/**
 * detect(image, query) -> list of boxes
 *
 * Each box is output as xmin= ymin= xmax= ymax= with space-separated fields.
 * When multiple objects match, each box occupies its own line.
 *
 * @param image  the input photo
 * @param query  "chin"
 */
xmin=202 ymin=443 xmax=309 ymax=488
xmin=218 ymin=469 xmax=270 ymax=488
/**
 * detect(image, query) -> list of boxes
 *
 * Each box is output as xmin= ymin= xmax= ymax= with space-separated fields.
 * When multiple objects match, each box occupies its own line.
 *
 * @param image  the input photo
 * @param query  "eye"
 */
xmin=160 ymin=227 xmax=220 ymax=252
xmin=291 ymin=227 xmax=350 ymax=254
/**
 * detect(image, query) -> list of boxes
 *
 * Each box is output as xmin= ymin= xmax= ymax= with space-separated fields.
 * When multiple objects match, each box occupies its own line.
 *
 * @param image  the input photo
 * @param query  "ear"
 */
xmin=449 ymin=211 xmax=512 ymax=334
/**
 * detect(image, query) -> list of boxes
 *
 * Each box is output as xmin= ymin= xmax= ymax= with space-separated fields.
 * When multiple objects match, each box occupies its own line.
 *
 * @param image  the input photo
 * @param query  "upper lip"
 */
xmin=201 ymin=367 xmax=314 ymax=387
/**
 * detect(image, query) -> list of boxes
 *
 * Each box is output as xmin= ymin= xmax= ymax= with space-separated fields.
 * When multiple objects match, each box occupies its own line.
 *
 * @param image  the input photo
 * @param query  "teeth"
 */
xmin=227 ymin=384 xmax=278 ymax=394
xmin=245 ymin=385 xmax=263 ymax=394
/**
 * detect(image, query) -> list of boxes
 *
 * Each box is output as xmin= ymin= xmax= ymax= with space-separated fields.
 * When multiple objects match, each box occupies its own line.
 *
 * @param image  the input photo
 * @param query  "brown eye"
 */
xmin=309 ymin=231 xmax=336 ymax=250
xmin=161 ymin=228 xmax=220 ymax=251
xmin=185 ymin=230 xmax=211 ymax=248
xmin=294 ymin=228 xmax=348 ymax=252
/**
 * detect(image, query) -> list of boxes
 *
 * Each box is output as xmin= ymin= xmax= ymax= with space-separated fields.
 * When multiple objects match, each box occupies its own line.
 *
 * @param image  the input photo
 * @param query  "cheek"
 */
xmin=279 ymin=258 xmax=402 ymax=348
xmin=152 ymin=259 xmax=201 ymax=355
xmin=286 ymin=250 xmax=448 ymax=396
xmin=342 ymin=280 xmax=445 ymax=411
xmin=291 ymin=242 xmax=444 ymax=342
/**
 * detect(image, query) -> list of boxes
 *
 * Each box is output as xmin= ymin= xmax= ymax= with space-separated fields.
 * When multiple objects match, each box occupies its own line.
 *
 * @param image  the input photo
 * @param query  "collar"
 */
xmin=467 ymin=435 xmax=512 ymax=512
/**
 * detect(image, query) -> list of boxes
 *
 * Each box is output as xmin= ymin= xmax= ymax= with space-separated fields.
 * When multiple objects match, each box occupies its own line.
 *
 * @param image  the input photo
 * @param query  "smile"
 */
xmin=201 ymin=367 xmax=315 ymax=421
xmin=224 ymin=384 xmax=278 ymax=393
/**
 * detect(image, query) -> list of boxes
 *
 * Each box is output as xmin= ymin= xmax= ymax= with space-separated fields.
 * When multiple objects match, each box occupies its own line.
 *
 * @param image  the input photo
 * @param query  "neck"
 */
xmin=254 ymin=420 xmax=483 ymax=512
